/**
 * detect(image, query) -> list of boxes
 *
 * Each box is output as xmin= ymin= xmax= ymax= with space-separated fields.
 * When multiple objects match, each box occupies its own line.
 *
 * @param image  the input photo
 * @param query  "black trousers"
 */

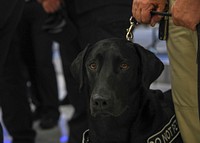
xmin=0 ymin=46 xmax=36 ymax=143
xmin=0 ymin=0 xmax=36 ymax=143
xmin=17 ymin=0 xmax=60 ymax=120
xmin=60 ymin=2 xmax=132 ymax=143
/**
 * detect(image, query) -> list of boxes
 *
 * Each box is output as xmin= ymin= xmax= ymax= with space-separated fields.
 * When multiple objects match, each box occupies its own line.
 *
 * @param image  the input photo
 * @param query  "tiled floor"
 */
xmin=1 ymin=25 xmax=171 ymax=143
xmin=34 ymin=105 xmax=74 ymax=143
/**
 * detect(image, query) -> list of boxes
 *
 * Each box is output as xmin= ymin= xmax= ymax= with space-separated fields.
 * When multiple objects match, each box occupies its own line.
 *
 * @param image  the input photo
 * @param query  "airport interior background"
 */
xmin=0 ymin=24 xmax=171 ymax=143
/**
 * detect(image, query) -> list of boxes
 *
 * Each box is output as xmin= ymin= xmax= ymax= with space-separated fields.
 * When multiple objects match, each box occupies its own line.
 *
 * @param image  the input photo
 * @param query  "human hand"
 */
xmin=38 ymin=0 xmax=62 ymax=13
xmin=171 ymin=0 xmax=200 ymax=31
xmin=132 ymin=0 xmax=167 ymax=26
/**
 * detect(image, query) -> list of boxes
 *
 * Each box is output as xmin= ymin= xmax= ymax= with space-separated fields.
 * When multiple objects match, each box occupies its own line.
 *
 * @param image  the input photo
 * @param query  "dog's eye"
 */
xmin=120 ymin=63 xmax=129 ymax=70
xmin=89 ymin=63 xmax=97 ymax=71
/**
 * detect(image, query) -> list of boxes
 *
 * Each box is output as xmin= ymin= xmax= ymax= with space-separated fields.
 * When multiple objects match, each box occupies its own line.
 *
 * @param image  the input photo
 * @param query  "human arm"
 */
xmin=132 ymin=0 xmax=167 ymax=26
xmin=171 ymin=0 xmax=200 ymax=31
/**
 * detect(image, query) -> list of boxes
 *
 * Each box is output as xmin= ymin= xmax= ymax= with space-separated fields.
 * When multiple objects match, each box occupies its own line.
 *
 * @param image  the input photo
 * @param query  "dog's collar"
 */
xmin=82 ymin=129 xmax=90 ymax=143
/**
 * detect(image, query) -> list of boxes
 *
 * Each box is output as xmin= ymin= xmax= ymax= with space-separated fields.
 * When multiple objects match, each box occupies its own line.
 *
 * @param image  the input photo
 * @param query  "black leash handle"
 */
xmin=151 ymin=11 xmax=172 ymax=17
xmin=151 ymin=11 xmax=171 ymax=40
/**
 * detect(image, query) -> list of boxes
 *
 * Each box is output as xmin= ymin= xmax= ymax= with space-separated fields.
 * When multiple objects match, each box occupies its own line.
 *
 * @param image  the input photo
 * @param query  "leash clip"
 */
xmin=126 ymin=16 xmax=139 ymax=42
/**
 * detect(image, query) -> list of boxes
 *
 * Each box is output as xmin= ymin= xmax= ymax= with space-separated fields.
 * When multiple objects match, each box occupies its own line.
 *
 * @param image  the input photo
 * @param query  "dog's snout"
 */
xmin=91 ymin=94 xmax=110 ymax=110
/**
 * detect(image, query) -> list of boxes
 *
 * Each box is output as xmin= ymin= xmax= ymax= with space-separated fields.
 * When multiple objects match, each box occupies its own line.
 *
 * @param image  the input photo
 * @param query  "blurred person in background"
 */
xmin=16 ymin=0 xmax=60 ymax=129
xmin=0 ymin=0 xmax=36 ymax=143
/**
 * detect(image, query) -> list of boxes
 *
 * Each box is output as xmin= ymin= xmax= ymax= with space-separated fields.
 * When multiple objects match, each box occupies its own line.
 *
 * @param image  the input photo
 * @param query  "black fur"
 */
xmin=71 ymin=38 xmax=183 ymax=143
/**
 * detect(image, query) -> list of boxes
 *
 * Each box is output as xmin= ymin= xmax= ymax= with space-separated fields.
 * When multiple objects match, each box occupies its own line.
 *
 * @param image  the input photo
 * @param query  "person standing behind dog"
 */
xmin=38 ymin=1 xmax=87 ymax=143
xmin=132 ymin=0 xmax=200 ymax=142
xmin=17 ymin=0 xmax=61 ymax=129
xmin=0 ymin=0 xmax=36 ymax=143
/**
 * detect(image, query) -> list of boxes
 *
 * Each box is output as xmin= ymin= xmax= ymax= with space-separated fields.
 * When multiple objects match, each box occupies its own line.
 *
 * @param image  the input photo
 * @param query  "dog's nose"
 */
xmin=91 ymin=95 xmax=110 ymax=110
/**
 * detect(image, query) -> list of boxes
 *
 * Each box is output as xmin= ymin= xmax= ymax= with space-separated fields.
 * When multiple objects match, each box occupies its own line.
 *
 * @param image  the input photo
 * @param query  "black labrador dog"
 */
xmin=70 ymin=38 xmax=183 ymax=143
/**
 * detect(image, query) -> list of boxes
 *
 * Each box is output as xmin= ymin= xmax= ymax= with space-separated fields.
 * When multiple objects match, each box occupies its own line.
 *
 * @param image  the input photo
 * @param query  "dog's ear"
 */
xmin=70 ymin=44 xmax=91 ymax=91
xmin=134 ymin=43 xmax=164 ymax=88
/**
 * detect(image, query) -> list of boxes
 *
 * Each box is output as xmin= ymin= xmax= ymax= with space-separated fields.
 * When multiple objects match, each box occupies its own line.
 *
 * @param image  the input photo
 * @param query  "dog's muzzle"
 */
xmin=90 ymin=93 xmax=128 ymax=117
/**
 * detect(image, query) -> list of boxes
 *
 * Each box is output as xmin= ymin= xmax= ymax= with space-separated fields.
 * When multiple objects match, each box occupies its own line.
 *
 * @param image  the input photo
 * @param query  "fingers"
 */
xmin=171 ymin=0 xmax=200 ymax=31
xmin=132 ymin=0 xmax=154 ymax=24
xmin=132 ymin=0 xmax=167 ymax=27
xmin=150 ymin=11 xmax=164 ymax=26
xmin=171 ymin=5 xmax=197 ymax=31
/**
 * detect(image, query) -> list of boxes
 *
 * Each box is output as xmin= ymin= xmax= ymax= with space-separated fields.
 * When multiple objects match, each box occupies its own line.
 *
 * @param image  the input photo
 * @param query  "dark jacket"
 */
xmin=0 ymin=0 xmax=23 ymax=27
xmin=74 ymin=0 xmax=132 ymax=14
xmin=0 ymin=0 xmax=24 ymax=71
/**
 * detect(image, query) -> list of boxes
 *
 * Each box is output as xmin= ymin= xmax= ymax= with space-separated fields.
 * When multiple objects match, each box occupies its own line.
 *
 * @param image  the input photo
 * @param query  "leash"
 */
xmin=126 ymin=13 xmax=200 ymax=120
xmin=126 ymin=11 xmax=171 ymax=42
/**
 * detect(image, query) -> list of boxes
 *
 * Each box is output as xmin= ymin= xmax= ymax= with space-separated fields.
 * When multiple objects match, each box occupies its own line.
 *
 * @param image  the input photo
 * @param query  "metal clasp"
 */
xmin=126 ymin=16 xmax=139 ymax=42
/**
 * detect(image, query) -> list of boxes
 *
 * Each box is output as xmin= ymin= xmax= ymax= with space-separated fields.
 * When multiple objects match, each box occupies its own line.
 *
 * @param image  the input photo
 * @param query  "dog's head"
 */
xmin=70 ymin=38 xmax=164 ymax=118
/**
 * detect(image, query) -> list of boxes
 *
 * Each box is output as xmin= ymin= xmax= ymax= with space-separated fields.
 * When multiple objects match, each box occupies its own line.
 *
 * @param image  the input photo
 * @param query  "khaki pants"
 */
xmin=167 ymin=0 xmax=200 ymax=142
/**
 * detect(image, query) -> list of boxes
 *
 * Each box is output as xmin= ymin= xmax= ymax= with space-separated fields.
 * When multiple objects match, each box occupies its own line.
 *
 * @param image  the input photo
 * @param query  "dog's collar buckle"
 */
xmin=82 ymin=129 xmax=91 ymax=143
